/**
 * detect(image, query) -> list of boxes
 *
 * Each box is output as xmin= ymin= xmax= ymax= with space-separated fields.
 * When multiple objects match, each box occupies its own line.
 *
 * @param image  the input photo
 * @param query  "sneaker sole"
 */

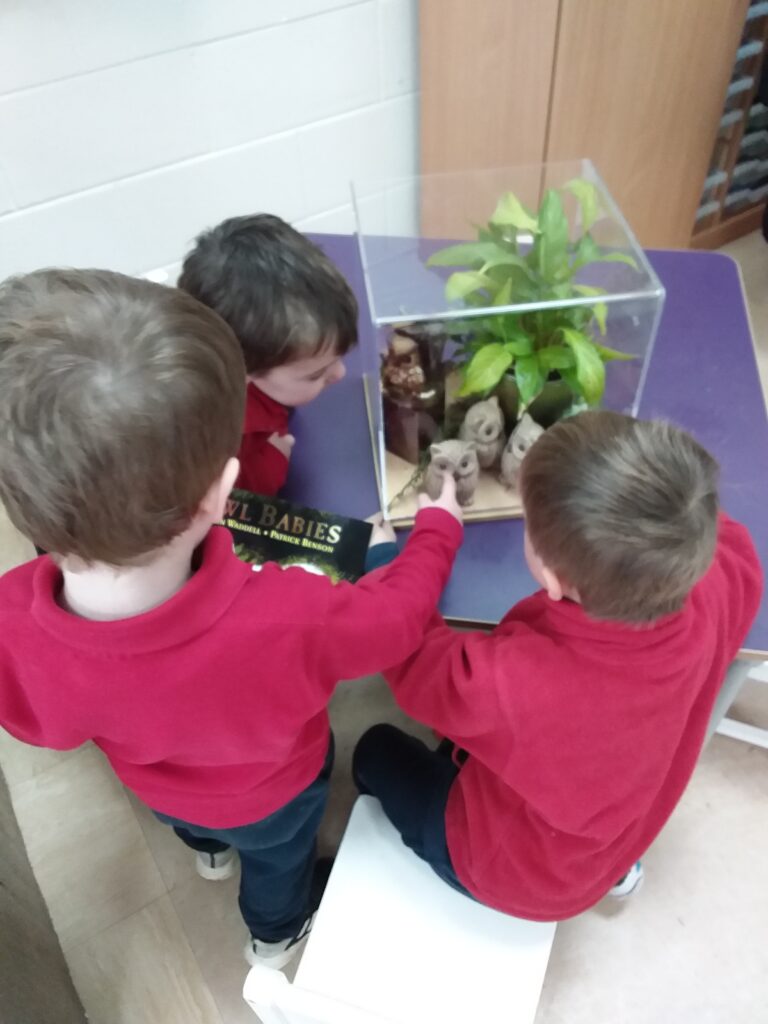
xmin=196 ymin=859 xmax=236 ymax=882
xmin=243 ymin=934 xmax=308 ymax=971
xmin=609 ymin=871 xmax=644 ymax=900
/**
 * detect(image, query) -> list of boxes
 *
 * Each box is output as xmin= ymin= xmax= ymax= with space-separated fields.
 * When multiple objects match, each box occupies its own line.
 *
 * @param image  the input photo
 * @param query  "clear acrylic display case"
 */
xmin=353 ymin=160 xmax=665 ymax=526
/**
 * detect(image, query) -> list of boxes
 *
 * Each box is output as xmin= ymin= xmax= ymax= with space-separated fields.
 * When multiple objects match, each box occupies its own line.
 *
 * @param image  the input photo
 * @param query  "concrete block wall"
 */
xmin=0 ymin=0 xmax=418 ymax=282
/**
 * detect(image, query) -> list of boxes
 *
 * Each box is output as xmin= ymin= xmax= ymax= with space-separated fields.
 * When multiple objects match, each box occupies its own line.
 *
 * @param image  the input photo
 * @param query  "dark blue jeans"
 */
xmin=352 ymin=724 xmax=471 ymax=898
xmin=153 ymin=737 xmax=334 ymax=942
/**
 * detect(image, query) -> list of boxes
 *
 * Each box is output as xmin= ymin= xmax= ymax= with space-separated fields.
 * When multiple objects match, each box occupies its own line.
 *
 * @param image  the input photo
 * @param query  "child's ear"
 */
xmin=541 ymin=565 xmax=565 ymax=603
xmin=199 ymin=457 xmax=240 ymax=521
xmin=541 ymin=566 xmax=580 ymax=605
xmin=221 ymin=456 xmax=240 ymax=497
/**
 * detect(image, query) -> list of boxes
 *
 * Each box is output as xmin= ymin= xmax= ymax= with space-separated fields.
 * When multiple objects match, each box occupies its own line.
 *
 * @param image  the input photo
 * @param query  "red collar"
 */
xmin=243 ymin=383 xmax=290 ymax=434
xmin=31 ymin=527 xmax=251 ymax=654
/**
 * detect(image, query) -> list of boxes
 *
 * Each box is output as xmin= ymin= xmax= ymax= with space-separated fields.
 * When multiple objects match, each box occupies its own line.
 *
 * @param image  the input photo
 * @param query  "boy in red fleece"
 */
xmin=354 ymin=411 xmax=762 ymax=920
xmin=0 ymin=269 xmax=462 ymax=968
xmin=178 ymin=214 xmax=358 ymax=495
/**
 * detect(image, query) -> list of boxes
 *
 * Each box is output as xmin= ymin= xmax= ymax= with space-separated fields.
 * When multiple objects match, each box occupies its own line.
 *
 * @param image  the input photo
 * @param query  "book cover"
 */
xmin=223 ymin=488 xmax=373 ymax=583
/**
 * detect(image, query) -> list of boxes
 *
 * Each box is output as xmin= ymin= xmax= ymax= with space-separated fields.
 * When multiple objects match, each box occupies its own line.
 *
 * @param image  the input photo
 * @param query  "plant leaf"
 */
xmin=481 ymin=252 xmax=532 ymax=275
xmin=486 ymin=263 xmax=537 ymax=299
xmin=564 ymin=178 xmax=599 ymax=232
xmin=593 ymin=342 xmax=636 ymax=362
xmin=593 ymin=302 xmax=607 ymax=335
xmin=597 ymin=252 xmax=639 ymax=270
xmin=572 ymin=284 xmax=606 ymax=298
xmin=492 ymin=277 xmax=513 ymax=308
xmin=558 ymin=327 xmax=605 ymax=406
xmin=537 ymin=345 xmax=576 ymax=371
xmin=486 ymin=222 xmax=516 ymax=249
xmin=490 ymin=192 xmax=539 ymax=233
xmin=537 ymin=190 xmax=569 ymax=283
xmin=551 ymin=282 xmax=575 ymax=300
xmin=459 ymin=343 xmax=513 ymax=396
xmin=486 ymin=317 xmax=509 ymax=341
xmin=515 ymin=355 xmax=546 ymax=408
xmin=560 ymin=307 xmax=592 ymax=332
xmin=571 ymin=233 xmax=600 ymax=270
xmin=427 ymin=241 xmax=509 ymax=268
xmin=445 ymin=271 xmax=494 ymax=302
xmin=571 ymin=284 xmax=607 ymax=334
xmin=559 ymin=367 xmax=580 ymax=397
xmin=460 ymin=330 xmax=497 ymax=354
xmin=572 ymin=234 xmax=639 ymax=273
xmin=501 ymin=320 xmax=533 ymax=354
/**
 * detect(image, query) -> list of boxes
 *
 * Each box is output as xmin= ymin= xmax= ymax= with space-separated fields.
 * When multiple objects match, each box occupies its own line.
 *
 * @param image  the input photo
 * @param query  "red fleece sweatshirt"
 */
xmin=385 ymin=514 xmax=762 ymax=920
xmin=0 ymin=510 xmax=461 ymax=827
xmin=236 ymin=383 xmax=291 ymax=495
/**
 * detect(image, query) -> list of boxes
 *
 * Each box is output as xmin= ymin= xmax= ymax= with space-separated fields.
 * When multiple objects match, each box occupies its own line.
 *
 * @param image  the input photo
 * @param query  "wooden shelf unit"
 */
xmin=691 ymin=202 xmax=765 ymax=250
xmin=692 ymin=3 xmax=768 ymax=248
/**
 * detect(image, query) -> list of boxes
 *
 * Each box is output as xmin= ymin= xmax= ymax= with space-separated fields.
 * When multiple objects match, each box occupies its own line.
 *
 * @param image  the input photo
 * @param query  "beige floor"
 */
xmin=1 ymin=235 xmax=768 ymax=1023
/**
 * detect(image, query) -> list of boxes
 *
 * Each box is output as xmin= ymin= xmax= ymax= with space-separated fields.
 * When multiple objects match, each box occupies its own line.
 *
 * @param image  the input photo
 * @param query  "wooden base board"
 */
xmin=385 ymin=450 xmax=523 ymax=528
xmin=690 ymin=203 xmax=765 ymax=250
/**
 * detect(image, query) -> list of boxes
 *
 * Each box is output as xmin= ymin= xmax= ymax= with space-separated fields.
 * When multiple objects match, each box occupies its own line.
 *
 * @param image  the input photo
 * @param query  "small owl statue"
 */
xmin=381 ymin=330 xmax=426 ymax=396
xmin=423 ymin=439 xmax=480 ymax=507
xmin=458 ymin=395 xmax=505 ymax=469
xmin=499 ymin=413 xmax=545 ymax=489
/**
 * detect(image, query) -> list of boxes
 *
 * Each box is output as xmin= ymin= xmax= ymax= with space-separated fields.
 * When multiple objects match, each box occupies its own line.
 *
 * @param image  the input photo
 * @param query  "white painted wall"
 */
xmin=0 ymin=0 xmax=418 ymax=282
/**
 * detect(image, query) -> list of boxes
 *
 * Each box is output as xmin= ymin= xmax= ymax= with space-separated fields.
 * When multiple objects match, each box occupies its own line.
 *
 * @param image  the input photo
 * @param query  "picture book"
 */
xmin=222 ymin=488 xmax=373 ymax=583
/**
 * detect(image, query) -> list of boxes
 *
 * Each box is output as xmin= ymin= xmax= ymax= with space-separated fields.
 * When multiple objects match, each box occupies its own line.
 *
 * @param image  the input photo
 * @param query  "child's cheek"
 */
xmin=299 ymin=381 xmax=325 ymax=404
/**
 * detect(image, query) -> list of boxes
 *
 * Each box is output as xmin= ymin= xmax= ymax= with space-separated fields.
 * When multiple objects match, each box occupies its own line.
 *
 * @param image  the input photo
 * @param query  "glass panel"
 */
xmin=353 ymin=159 xmax=663 ymax=324
xmin=353 ymin=160 xmax=665 ymax=526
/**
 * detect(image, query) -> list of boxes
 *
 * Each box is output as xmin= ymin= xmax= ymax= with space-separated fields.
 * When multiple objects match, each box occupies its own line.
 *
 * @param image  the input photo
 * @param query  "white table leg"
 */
xmin=707 ymin=659 xmax=768 ymax=747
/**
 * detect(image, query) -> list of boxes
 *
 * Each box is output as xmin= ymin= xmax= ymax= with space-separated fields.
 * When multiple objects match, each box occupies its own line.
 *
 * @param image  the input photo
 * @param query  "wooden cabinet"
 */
xmin=691 ymin=6 xmax=768 ymax=248
xmin=420 ymin=0 xmax=750 ymax=247
xmin=419 ymin=0 xmax=559 ymax=173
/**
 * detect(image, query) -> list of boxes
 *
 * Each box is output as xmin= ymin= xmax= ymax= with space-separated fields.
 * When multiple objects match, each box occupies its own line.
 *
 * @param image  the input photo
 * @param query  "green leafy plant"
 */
xmin=426 ymin=179 xmax=638 ymax=411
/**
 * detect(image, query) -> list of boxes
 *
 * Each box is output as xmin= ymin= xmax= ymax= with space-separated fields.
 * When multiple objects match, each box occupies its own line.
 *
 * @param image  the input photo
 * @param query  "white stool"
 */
xmin=243 ymin=795 xmax=556 ymax=1024
xmin=713 ymin=660 xmax=768 ymax=749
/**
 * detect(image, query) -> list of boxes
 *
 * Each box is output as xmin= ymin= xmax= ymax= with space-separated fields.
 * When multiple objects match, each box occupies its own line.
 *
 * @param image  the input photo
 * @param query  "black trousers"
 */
xmin=352 ymin=724 xmax=471 ymax=898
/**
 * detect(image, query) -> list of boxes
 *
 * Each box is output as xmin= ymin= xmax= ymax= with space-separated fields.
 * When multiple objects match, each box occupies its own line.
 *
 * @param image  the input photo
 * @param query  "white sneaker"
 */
xmin=244 ymin=914 xmax=315 ymax=971
xmin=195 ymin=847 xmax=236 ymax=881
xmin=608 ymin=860 xmax=644 ymax=899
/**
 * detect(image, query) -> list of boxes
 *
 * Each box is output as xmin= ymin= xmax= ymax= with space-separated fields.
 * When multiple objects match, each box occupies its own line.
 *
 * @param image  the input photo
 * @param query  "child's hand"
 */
xmin=366 ymin=513 xmax=397 ymax=546
xmin=418 ymin=473 xmax=462 ymax=524
xmin=268 ymin=432 xmax=295 ymax=459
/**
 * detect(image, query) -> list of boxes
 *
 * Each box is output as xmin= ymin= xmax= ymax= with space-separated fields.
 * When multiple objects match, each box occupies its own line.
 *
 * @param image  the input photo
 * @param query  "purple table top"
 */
xmin=285 ymin=237 xmax=768 ymax=656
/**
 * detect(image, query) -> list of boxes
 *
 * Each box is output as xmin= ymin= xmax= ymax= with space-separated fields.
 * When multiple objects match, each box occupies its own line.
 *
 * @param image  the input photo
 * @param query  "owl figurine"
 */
xmin=423 ymin=439 xmax=480 ymax=507
xmin=499 ymin=413 xmax=545 ymax=489
xmin=381 ymin=331 xmax=426 ymax=395
xmin=458 ymin=395 xmax=505 ymax=469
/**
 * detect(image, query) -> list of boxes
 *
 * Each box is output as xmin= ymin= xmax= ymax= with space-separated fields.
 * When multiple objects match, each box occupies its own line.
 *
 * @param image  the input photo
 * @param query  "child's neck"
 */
xmin=61 ymin=533 xmax=199 ymax=622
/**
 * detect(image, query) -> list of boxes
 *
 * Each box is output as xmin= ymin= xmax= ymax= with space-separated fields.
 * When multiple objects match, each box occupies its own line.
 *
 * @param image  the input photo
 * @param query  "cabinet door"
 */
xmin=546 ymin=0 xmax=748 ymax=247
xmin=419 ymin=0 xmax=559 ymax=236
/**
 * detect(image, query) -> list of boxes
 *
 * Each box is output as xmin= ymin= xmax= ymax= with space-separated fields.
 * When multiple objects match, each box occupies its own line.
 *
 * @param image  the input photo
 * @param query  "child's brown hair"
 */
xmin=178 ymin=213 xmax=358 ymax=374
xmin=0 ymin=268 xmax=245 ymax=564
xmin=519 ymin=411 xmax=719 ymax=623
